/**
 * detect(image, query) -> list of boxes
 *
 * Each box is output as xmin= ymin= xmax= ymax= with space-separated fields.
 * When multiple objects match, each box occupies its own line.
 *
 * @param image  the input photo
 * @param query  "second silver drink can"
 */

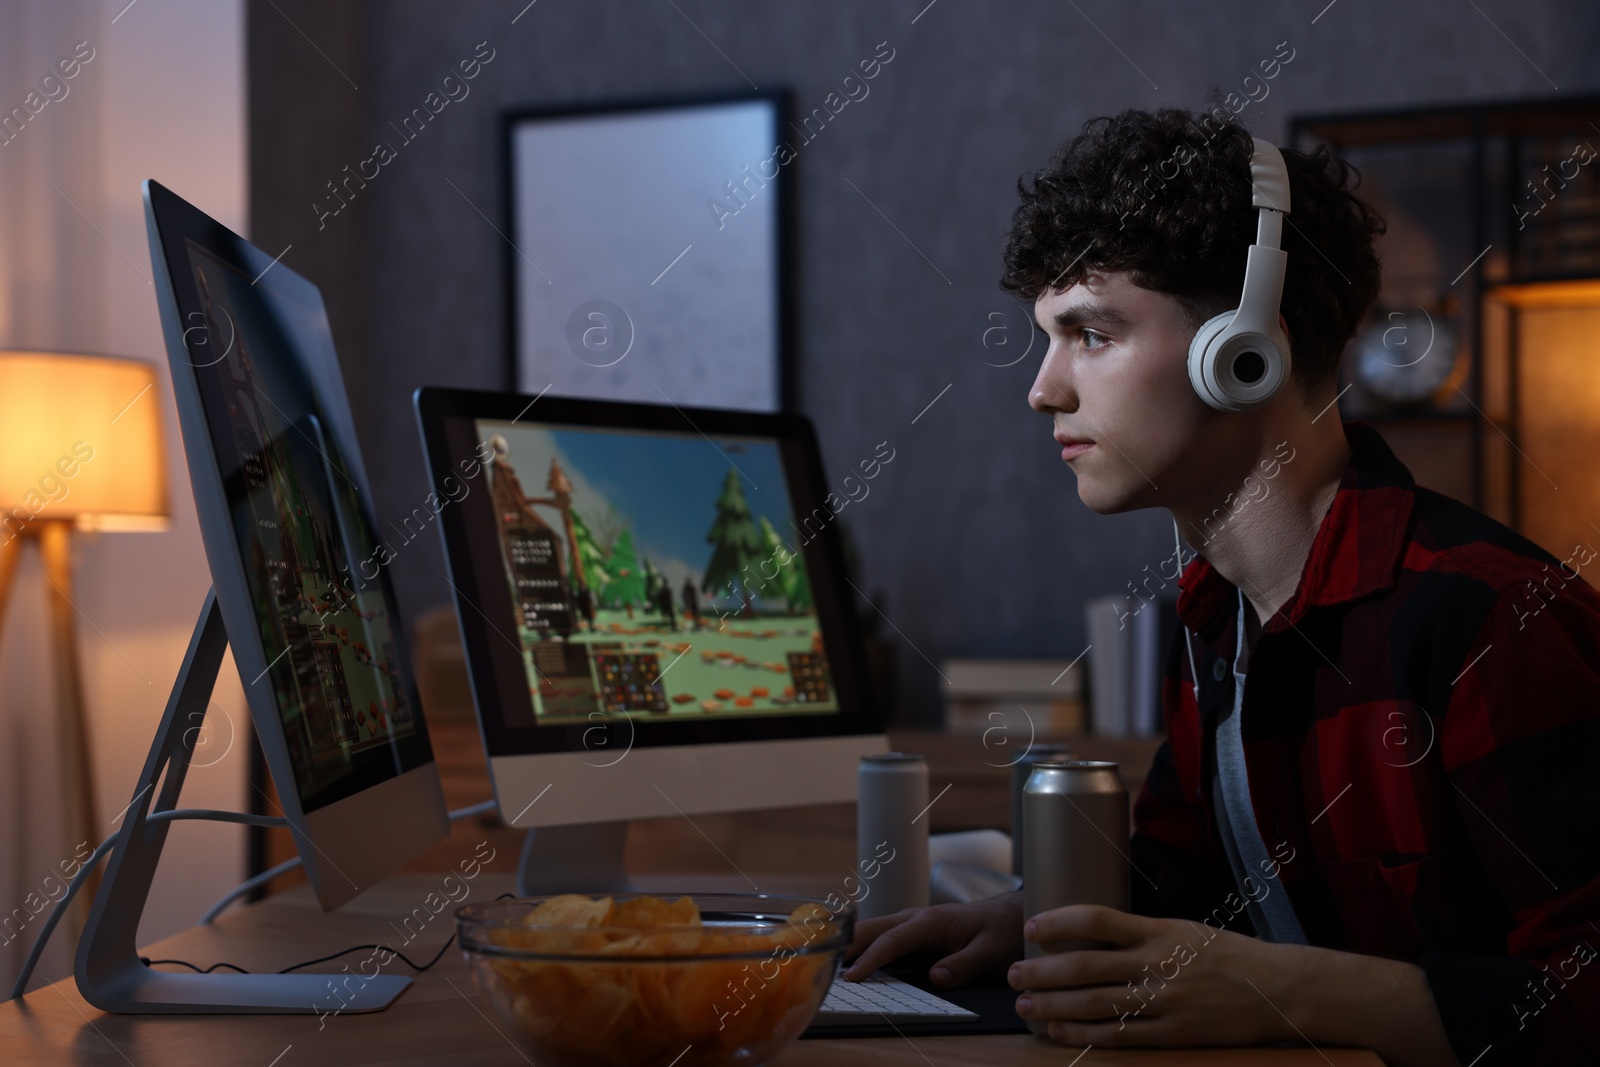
xmin=1009 ymin=743 xmax=1074 ymax=875
xmin=856 ymin=753 xmax=930 ymax=921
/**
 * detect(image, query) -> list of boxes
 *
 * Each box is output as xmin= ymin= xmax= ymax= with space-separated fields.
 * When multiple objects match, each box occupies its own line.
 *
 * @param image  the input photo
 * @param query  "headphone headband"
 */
xmin=1249 ymin=137 xmax=1291 ymax=215
xmin=1186 ymin=138 xmax=1292 ymax=412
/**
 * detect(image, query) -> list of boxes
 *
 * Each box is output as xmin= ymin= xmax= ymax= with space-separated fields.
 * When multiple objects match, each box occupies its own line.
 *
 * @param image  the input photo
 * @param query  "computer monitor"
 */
xmin=143 ymin=181 xmax=449 ymax=910
xmin=414 ymin=388 xmax=887 ymax=888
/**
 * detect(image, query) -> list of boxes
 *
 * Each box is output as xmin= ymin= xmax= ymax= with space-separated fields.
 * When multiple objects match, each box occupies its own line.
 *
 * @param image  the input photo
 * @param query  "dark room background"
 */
xmin=246 ymin=0 xmax=1600 ymax=722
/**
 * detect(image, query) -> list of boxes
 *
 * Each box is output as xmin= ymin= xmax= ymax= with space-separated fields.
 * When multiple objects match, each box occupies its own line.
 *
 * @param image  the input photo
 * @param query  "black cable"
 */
xmin=140 ymin=892 xmax=518 ymax=977
xmin=200 ymin=799 xmax=498 ymax=924
xmin=141 ymin=938 xmax=456 ymax=975
xmin=11 ymin=803 xmax=499 ymax=1000
xmin=139 ymin=958 xmax=251 ymax=975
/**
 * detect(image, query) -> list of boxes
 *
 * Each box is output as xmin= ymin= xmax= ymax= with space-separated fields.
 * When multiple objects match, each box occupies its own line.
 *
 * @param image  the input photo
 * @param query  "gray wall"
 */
xmin=250 ymin=0 xmax=1600 ymax=722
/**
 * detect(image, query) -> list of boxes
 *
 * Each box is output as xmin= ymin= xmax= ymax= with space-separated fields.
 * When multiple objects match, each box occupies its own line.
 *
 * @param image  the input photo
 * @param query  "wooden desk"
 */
xmin=258 ymin=725 xmax=1167 ymax=898
xmin=0 ymin=872 xmax=1380 ymax=1066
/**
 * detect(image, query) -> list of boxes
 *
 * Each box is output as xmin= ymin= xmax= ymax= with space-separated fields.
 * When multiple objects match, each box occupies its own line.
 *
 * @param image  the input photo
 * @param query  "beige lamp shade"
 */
xmin=0 ymin=351 xmax=169 ymax=533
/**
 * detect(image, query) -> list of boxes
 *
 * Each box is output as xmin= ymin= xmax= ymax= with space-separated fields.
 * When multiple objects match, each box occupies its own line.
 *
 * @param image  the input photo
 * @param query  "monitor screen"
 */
xmin=417 ymin=389 xmax=882 ymax=761
xmin=473 ymin=418 xmax=838 ymax=726
xmin=183 ymin=239 xmax=433 ymax=812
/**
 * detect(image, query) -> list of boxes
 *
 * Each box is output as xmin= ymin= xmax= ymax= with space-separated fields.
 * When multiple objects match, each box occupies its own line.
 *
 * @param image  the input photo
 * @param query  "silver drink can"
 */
xmin=1022 ymin=760 xmax=1128 ymax=1034
xmin=856 ymin=753 xmax=930 ymax=921
xmin=1009 ymin=743 xmax=1074 ymax=875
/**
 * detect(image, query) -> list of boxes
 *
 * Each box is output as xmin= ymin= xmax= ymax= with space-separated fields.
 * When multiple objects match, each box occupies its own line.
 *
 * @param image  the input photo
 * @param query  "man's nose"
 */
xmin=1029 ymin=352 xmax=1076 ymax=414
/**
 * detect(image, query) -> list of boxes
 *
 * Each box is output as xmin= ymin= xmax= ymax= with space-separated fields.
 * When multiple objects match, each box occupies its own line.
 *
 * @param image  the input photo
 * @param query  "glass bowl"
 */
xmin=456 ymin=893 xmax=852 ymax=1067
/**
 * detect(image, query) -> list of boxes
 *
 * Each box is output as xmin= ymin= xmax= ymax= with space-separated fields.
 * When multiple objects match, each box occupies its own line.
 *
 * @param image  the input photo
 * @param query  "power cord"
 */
xmin=200 ymin=798 xmax=498 ymax=923
xmin=138 ymin=890 xmax=518 ymax=979
xmin=9 ymin=808 xmax=291 ymax=1001
xmin=8 ymin=834 xmax=119 ymax=1000
xmin=8 ymin=799 xmax=501 ymax=1001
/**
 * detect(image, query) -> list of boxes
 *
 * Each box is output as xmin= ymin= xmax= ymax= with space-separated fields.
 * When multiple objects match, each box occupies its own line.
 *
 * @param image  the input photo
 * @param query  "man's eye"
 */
xmin=1081 ymin=329 xmax=1109 ymax=349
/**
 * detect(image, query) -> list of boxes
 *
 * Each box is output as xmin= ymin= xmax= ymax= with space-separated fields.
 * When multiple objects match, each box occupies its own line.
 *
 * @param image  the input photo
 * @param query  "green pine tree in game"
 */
xmin=703 ymin=469 xmax=765 ymax=616
xmin=603 ymin=527 xmax=646 ymax=611
xmin=569 ymin=507 xmax=611 ymax=593
xmin=758 ymin=516 xmax=811 ymax=612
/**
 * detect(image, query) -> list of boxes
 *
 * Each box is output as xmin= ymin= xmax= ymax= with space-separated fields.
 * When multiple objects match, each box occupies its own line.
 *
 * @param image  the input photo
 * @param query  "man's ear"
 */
xmin=1277 ymin=313 xmax=1293 ymax=358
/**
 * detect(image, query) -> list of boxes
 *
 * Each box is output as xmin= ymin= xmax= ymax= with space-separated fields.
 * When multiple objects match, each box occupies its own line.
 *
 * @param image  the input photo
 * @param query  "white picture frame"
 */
xmin=505 ymin=92 xmax=789 ymax=412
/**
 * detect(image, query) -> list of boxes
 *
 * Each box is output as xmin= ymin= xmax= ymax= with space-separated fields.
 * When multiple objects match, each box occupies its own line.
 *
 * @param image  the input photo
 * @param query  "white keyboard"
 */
xmin=812 ymin=968 xmax=978 ymax=1024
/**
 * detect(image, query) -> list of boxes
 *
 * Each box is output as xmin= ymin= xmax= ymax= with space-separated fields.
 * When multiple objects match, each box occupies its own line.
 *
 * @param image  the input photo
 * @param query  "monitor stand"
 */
xmin=75 ymin=590 xmax=409 ymax=1014
xmin=516 ymin=822 xmax=639 ymax=896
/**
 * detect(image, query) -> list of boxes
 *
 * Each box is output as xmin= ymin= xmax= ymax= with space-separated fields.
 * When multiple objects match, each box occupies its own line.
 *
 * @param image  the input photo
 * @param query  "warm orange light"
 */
xmin=0 ymin=351 xmax=169 ymax=535
xmin=1484 ymin=283 xmax=1600 ymax=564
xmin=1488 ymin=278 xmax=1600 ymax=308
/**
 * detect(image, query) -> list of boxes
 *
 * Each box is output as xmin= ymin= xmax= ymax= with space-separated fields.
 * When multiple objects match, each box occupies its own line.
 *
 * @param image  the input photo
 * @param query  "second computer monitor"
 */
xmin=145 ymin=180 xmax=449 ymax=912
xmin=414 ymin=388 xmax=887 ymax=832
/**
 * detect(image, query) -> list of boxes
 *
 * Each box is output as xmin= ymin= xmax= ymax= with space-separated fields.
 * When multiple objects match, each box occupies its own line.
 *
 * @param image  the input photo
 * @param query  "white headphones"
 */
xmin=1186 ymin=137 xmax=1292 ymax=412
xmin=1171 ymin=141 xmax=1292 ymax=694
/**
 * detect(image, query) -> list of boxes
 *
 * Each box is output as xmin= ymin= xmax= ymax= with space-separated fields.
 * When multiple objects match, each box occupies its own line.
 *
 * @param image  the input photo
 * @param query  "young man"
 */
xmin=844 ymin=108 xmax=1600 ymax=1067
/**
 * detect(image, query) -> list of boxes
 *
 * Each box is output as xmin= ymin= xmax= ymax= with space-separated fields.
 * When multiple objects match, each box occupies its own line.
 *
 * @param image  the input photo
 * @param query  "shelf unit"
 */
xmin=1290 ymin=94 xmax=1600 ymax=534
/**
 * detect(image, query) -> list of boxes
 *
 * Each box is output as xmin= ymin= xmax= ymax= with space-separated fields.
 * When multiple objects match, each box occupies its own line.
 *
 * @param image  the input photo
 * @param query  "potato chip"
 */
xmin=611 ymin=894 xmax=701 ymax=929
xmin=787 ymin=901 xmax=831 ymax=925
xmin=562 ymin=969 xmax=633 ymax=1035
xmin=665 ymin=895 xmax=703 ymax=925
xmin=774 ymin=901 xmax=835 ymax=949
xmin=523 ymin=893 xmax=615 ymax=928
xmin=496 ymin=925 xmax=610 ymax=954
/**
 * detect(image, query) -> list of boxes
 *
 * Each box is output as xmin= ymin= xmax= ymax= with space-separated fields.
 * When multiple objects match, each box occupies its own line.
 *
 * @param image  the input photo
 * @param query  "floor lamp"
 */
xmin=0 ymin=352 xmax=169 ymax=932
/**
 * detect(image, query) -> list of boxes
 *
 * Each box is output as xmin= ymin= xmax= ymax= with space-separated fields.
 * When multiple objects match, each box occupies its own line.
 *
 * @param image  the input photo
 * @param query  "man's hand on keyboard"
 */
xmin=841 ymin=891 xmax=1023 ymax=989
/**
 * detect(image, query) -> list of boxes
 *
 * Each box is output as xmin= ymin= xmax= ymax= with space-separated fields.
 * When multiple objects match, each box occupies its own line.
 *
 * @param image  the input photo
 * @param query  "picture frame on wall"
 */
xmin=503 ymin=91 xmax=793 ymax=412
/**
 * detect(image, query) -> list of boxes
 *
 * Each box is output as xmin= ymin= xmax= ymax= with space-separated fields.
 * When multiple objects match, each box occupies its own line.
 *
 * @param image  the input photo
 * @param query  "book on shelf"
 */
xmin=940 ymin=657 xmax=1085 ymax=737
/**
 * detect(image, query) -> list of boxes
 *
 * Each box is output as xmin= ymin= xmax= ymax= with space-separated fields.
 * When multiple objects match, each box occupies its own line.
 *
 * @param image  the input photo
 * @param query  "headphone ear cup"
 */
xmin=1188 ymin=312 xmax=1237 ymax=411
xmin=1188 ymin=311 xmax=1289 ymax=412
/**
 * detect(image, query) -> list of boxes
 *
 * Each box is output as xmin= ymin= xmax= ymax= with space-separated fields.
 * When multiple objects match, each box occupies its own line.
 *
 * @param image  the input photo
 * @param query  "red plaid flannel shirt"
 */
xmin=1129 ymin=420 xmax=1600 ymax=1066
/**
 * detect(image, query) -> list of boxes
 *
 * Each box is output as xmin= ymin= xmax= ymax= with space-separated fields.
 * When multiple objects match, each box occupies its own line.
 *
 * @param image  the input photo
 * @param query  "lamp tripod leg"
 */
xmin=38 ymin=520 xmax=100 ymax=934
xmin=0 ymin=532 xmax=19 ymax=643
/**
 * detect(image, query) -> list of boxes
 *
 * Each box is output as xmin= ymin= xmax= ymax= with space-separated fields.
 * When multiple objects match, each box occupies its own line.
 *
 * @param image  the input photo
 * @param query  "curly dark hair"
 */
xmin=1001 ymin=106 xmax=1385 ymax=397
